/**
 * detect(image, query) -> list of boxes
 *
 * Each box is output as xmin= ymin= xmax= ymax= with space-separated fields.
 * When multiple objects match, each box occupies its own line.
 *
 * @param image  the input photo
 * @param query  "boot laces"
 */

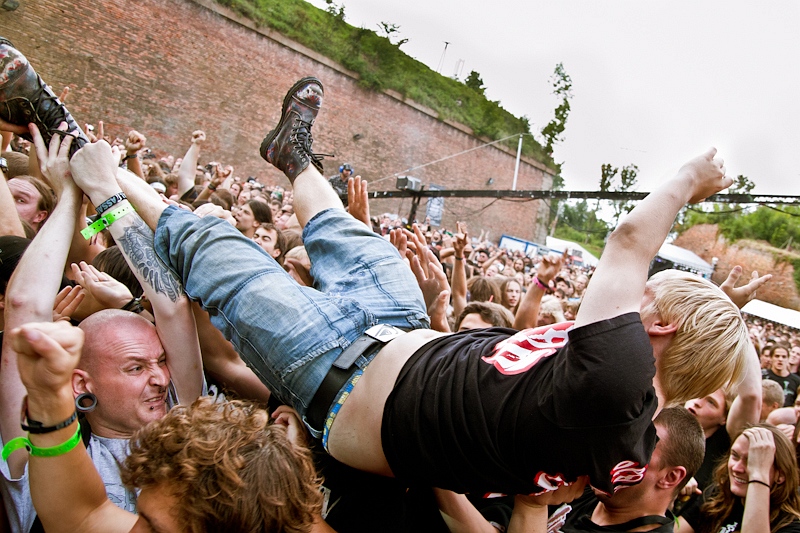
xmin=292 ymin=118 xmax=332 ymax=169
xmin=7 ymin=79 xmax=78 ymax=141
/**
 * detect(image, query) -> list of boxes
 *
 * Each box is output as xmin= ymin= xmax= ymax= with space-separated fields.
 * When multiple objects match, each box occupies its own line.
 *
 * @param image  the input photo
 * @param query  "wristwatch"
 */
xmin=0 ymin=157 xmax=7 ymax=175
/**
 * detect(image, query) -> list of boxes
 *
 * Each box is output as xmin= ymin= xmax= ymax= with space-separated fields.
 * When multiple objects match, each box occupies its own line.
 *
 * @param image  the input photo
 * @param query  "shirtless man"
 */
xmin=66 ymin=79 xmax=750 ymax=513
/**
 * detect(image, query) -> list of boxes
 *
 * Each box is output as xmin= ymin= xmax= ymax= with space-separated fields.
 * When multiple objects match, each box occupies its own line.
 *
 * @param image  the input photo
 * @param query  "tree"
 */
xmin=540 ymin=62 xmax=573 ymax=155
xmin=464 ymin=71 xmax=486 ymax=96
xmin=377 ymin=21 xmax=408 ymax=47
xmin=325 ymin=0 xmax=345 ymax=21
xmin=599 ymin=163 xmax=639 ymax=225
xmin=730 ymin=174 xmax=755 ymax=195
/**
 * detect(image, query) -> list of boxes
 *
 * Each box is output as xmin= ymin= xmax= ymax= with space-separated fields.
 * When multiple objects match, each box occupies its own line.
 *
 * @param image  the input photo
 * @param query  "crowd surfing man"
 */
xmin=64 ymin=77 xmax=749 ymax=503
xmin=2 ymin=63 xmax=752 ymax=527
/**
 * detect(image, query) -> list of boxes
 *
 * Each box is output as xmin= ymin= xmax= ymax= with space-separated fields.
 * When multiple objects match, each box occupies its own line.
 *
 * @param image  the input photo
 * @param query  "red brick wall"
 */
xmin=1 ymin=0 xmax=553 ymax=242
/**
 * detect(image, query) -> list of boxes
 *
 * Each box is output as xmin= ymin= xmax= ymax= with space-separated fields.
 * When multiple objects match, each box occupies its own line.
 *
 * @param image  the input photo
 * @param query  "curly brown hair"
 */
xmin=121 ymin=398 xmax=322 ymax=532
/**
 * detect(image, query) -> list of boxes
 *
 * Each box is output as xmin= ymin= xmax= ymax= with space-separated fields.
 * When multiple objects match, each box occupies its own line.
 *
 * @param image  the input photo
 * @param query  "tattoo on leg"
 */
xmin=117 ymin=217 xmax=183 ymax=302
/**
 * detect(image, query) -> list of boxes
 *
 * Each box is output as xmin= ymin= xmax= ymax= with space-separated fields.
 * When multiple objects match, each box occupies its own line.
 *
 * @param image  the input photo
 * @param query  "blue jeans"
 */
xmin=154 ymin=206 xmax=429 ymax=416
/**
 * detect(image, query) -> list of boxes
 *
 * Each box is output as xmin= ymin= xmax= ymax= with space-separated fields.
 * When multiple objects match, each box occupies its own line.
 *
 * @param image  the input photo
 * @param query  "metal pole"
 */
xmin=512 ymin=134 xmax=523 ymax=190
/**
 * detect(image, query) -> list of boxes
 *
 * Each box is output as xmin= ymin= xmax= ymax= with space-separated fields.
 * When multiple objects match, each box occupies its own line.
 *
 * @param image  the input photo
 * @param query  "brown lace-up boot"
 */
xmin=0 ymin=37 xmax=88 ymax=158
xmin=259 ymin=77 xmax=326 ymax=184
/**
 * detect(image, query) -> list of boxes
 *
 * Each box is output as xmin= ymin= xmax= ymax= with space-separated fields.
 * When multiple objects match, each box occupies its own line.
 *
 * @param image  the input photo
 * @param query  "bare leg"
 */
xmin=292 ymin=165 xmax=344 ymax=227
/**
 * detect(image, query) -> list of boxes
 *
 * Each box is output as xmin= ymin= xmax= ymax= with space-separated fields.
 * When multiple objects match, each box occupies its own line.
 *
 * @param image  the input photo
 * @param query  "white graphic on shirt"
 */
xmin=610 ymin=460 xmax=647 ymax=488
xmin=546 ymin=504 xmax=572 ymax=533
xmin=534 ymin=471 xmax=569 ymax=491
xmin=482 ymin=322 xmax=573 ymax=375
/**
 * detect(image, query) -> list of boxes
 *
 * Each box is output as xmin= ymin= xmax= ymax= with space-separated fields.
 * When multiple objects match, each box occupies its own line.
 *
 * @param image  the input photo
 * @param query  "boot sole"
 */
xmin=259 ymin=76 xmax=323 ymax=163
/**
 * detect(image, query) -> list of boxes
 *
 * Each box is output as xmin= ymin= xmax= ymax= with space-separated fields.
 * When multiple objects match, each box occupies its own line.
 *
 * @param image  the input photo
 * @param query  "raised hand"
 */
xmin=719 ymin=266 xmax=771 ymax=309
xmin=71 ymin=262 xmax=133 ymax=311
xmin=389 ymin=228 xmax=410 ymax=263
xmin=347 ymin=176 xmax=371 ymax=227
xmin=679 ymin=148 xmax=734 ymax=204
xmin=191 ymin=130 xmax=206 ymax=144
xmin=0 ymin=117 xmax=29 ymax=135
xmin=453 ymin=221 xmax=470 ymax=258
xmin=272 ymin=405 xmax=309 ymax=447
xmin=10 ymin=321 xmax=84 ymax=396
xmin=69 ymin=140 xmax=120 ymax=200
xmin=52 ymin=286 xmax=85 ymax=323
xmin=743 ymin=427 xmax=776 ymax=484
xmin=29 ymin=122 xmax=77 ymax=198
xmin=124 ymin=129 xmax=147 ymax=155
xmin=536 ymin=251 xmax=567 ymax=286
xmin=193 ymin=203 xmax=236 ymax=225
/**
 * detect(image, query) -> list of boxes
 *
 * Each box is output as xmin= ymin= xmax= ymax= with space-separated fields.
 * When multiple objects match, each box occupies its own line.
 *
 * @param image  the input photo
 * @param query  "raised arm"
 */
xmin=70 ymin=142 xmax=203 ymax=404
xmin=576 ymin=148 xmax=731 ymax=328
xmin=514 ymin=252 xmax=564 ymax=330
xmin=0 ymin=119 xmax=28 ymax=236
xmin=0 ymin=126 xmax=80 ymax=479
xmin=450 ymin=222 xmax=469 ymax=320
xmin=0 ymin=167 xmax=25 ymax=237
xmin=121 ymin=130 xmax=147 ymax=181
xmin=726 ymin=342 xmax=762 ymax=440
xmin=11 ymin=321 xmax=136 ymax=533
xmin=721 ymin=267 xmax=767 ymax=438
xmin=176 ymin=130 xmax=205 ymax=198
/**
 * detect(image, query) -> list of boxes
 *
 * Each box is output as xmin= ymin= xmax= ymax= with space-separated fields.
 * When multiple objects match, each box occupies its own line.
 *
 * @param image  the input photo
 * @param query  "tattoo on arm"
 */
xmin=117 ymin=217 xmax=183 ymax=302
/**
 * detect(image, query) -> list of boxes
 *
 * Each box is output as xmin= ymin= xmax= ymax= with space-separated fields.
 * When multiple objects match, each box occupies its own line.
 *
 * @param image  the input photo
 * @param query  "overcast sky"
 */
xmin=305 ymin=0 xmax=799 ymax=195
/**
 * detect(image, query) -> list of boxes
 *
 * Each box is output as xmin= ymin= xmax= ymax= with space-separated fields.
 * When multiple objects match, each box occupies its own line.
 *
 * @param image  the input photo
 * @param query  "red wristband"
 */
xmin=533 ymin=277 xmax=553 ymax=293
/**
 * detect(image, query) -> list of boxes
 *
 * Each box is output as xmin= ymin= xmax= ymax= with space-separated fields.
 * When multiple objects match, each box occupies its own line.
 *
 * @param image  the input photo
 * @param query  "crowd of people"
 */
xmin=1 ymin=38 xmax=800 ymax=532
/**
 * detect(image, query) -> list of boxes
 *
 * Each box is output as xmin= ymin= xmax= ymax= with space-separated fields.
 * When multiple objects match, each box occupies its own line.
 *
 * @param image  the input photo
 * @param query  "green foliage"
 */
xmin=211 ymin=0 xmax=554 ymax=168
xmin=680 ymin=190 xmax=800 ymax=251
xmin=598 ymin=162 xmax=638 ymax=224
xmin=552 ymin=200 xmax=609 ymax=257
xmin=730 ymin=174 xmax=755 ymax=194
xmin=464 ymin=71 xmax=486 ymax=96
xmin=540 ymin=63 xmax=573 ymax=155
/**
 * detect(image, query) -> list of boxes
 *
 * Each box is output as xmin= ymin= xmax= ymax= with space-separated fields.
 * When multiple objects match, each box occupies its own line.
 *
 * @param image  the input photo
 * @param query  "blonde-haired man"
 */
xmin=64 ymin=78 xmax=760 ymax=520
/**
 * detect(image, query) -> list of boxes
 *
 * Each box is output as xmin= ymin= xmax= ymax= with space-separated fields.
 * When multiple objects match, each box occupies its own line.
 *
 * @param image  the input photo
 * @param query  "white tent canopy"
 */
xmin=742 ymin=299 xmax=800 ymax=330
xmin=545 ymin=237 xmax=599 ymax=267
xmin=656 ymin=243 xmax=713 ymax=276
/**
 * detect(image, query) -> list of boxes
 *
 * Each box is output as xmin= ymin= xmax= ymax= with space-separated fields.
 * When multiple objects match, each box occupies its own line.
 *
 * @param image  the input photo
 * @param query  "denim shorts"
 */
xmin=154 ymin=206 xmax=429 ymax=416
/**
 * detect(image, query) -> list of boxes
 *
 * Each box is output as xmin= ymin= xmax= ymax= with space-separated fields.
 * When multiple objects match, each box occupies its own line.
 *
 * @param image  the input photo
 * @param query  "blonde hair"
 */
xmin=645 ymin=270 xmax=749 ymax=407
xmin=539 ymin=295 xmax=566 ymax=323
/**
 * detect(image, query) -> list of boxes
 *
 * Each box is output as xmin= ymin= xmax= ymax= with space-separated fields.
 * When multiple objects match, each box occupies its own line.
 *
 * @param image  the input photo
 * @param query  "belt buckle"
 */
xmin=363 ymin=324 xmax=405 ymax=343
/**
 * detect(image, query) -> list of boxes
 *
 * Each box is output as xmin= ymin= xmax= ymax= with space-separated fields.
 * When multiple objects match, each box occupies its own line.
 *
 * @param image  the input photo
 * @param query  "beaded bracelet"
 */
xmin=2 ymin=422 xmax=82 ymax=461
xmin=81 ymin=204 xmax=134 ymax=240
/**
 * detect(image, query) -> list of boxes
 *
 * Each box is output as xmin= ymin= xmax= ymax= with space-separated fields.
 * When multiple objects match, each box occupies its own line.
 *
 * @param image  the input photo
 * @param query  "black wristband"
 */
xmin=121 ymin=296 xmax=144 ymax=314
xmin=122 ymin=153 xmax=137 ymax=162
xmin=20 ymin=397 xmax=78 ymax=434
xmin=95 ymin=192 xmax=127 ymax=216
xmin=207 ymin=183 xmax=217 ymax=191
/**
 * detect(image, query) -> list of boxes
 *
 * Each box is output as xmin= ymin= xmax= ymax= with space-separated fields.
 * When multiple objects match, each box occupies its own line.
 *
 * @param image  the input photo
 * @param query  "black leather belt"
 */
xmin=305 ymin=324 xmax=406 ymax=433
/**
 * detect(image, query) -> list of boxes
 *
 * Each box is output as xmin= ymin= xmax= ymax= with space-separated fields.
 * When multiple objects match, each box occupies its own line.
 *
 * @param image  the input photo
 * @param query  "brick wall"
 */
xmin=1 ymin=0 xmax=554 ymax=242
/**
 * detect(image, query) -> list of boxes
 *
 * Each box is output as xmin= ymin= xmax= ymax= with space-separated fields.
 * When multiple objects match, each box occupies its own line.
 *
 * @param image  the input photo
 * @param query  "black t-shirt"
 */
xmin=696 ymin=426 xmax=731 ymax=490
xmin=765 ymin=370 xmax=800 ymax=407
xmin=682 ymin=490 xmax=800 ymax=532
xmin=548 ymin=489 xmax=674 ymax=532
xmin=381 ymin=313 xmax=658 ymax=495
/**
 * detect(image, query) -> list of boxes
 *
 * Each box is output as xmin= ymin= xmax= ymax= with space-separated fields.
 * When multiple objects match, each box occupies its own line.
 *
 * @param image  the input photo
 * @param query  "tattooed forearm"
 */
xmin=117 ymin=216 xmax=183 ymax=302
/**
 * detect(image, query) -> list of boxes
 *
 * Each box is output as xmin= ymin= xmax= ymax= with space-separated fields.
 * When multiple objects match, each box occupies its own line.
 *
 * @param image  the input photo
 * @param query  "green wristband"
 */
xmin=2 ymin=422 xmax=82 ymax=461
xmin=81 ymin=204 xmax=134 ymax=240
